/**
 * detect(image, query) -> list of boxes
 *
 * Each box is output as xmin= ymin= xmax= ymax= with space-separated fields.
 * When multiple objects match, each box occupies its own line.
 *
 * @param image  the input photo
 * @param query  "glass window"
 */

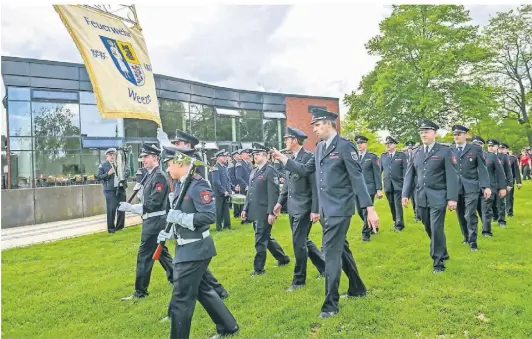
xmin=80 ymin=91 xmax=96 ymax=105
xmin=124 ymin=119 xmax=158 ymax=138
xmin=238 ymin=117 xmax=262 ymax=142
xmin=263 ymin=119 xmax=286 ymax=149
xmin=7 ymin=101 xmax=32 ymax=136
xmin=263 ymin=112 xmax=286 ymax=119
xmin=32 ymin=102 xmax=80 ymax=138
xmin=240 ymin=109 xmax=262 ymax=119
xmin=8 ymin=137 xmax=33 ymax=150
xmin=34 ymin=137 xmax=81 ymax=153
xmin=34 ymin=150 xmax=81 ymax=180
xmin=81 ymin=149 xmax=103 ymax=176
xmin=80 ymin=104 xmax=117 ymax=137
xmin=33 ymin=90 xmax=78 ymax=101
xmin=9 ymin=150 xmax=33 ymax=188
xmin=81 ymin=137 xmax=122 ymax=149
xmin=216 ymin=107 xmax=240 ymax=117
xmin=189 ymin=104 xmax=215 ymax=141
xmin=216 ymin=116 xmax=236 ymax=141
xmin=160 ymin=99 xmax=188 ymax=113
xmin=8 ymin=87 xmax=30 ymax=101
xmin=160 ymin=111 xmax=187 ymax=138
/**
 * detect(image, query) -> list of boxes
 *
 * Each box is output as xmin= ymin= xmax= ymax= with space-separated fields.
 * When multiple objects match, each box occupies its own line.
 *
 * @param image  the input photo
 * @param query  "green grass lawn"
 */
xmin=2 ymin=185 xmax=532 ymax=339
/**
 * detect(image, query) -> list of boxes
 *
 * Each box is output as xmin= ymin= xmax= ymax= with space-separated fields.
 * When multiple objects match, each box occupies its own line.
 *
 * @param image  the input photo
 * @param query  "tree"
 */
xmin=480 ymin=5 xmax=532 ymax=148
xmin=345 ymin=5 xmax=496 ymax=140
xmin=342 ymin=116 xmax=387 ymax=155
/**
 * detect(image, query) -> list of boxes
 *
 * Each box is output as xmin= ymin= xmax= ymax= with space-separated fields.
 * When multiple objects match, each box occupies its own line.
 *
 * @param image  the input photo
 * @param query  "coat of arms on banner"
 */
xmin=100 ymin=36 xmax=145 ymax=86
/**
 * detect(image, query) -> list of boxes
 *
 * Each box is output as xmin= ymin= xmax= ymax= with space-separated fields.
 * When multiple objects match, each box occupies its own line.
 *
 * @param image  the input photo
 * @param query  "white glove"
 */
xmin=168 ymin=192 xmax=176 ymax=205
xmin=118 ymin=202 xmax=131 ymax=212
xmin=133 ymin=182 xmax=142 ymax=191
xmin=167 ymin=209 xmax=195 ymax=231
xmin=157 ymin=226 xmax=175 ymax=243
xmin=157 ymin=128 xmax=172 ymax=148
xmin=130 ymin=204 xmax=143 ymax=215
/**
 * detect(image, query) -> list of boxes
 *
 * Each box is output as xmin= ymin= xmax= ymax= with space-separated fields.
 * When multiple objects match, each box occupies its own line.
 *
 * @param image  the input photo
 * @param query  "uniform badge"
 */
xmin=350 ymin=151 xmax=359 ymax=160
xmin=155 ymin=183 xmax=163 ymax=192
xmin=376 ymin=159 xmax=380 ymax=167
xmin=200 ymin=191 xmax=212 ymax=204
xmin=451 ymin=155 xmax=457 ymax=165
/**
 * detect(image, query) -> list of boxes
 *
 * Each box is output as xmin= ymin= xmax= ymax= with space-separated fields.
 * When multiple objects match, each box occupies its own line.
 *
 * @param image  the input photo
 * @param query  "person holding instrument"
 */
xmin=157 ymin=146 xmax=239 ymax=339
xmin=118 ymin=143 xmax=174 ymax=301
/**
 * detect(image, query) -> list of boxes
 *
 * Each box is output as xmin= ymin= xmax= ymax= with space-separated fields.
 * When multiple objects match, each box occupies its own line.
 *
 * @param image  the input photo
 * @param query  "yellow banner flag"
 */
xmin=54 ymin=5 xmax=160 ymax=125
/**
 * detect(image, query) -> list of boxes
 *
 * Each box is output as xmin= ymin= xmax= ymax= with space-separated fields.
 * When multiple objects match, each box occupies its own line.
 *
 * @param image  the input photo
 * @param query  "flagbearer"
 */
xmin=157 ymin=146 xmax=239 ymax=339
xmin=118 ymin=143 xmax=174 ymax=300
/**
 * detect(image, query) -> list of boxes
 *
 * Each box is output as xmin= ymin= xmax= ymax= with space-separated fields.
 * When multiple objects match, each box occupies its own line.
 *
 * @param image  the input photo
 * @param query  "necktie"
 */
xmin=425 ymin=146 xmax=428 ymax=154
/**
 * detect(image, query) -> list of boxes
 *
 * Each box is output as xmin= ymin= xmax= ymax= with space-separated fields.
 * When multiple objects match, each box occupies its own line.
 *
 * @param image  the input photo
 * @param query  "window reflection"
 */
xmin=8 ymin=101 xmax=32 ymax=136
xmin=80 ymin=104 xmax=117 ymax=137
xmin=263 ymin=119 xmax=285 ymax=149
xmin=216 ymin=116 xmax=235 ymax=141
xmin=9 ymin=137 xmax=33 ymax=150
xmin=33 ymin=90 xmax=78 ymax=101
xmin=81 ymin=149 xmax=103 ymax=177
xmin=32 ymin=102 xmax=80 ymax=138
xmin=80 ymin=91 xmax=96 ymax=105
xmin=239 ymin=110 xmax=262 ymax=142
xmin=34 ymin=150 xmax=81 ymax=180
xmin=9 ymin=150 xmax=33 ymax=188
xmin=124 ymin=119 xmax=158 ymax=138
xmin=190 ymin=104 xmax=214 ymax=141
xmin=7 ymin=87 xmax=30 ymax=101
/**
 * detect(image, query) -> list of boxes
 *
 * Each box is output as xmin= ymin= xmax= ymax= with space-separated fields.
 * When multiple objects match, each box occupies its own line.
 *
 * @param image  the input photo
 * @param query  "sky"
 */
xmin=0 ymin=4 xmax=518 ymax=136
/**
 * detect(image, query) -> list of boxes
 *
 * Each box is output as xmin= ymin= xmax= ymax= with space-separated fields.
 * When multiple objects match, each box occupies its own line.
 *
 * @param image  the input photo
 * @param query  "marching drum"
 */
xmin=231 ymin=193 xmax=246 ymax=205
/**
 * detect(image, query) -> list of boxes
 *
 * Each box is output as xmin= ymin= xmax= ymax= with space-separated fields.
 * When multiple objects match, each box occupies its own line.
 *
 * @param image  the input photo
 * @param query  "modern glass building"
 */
xmin=1 ymin=56 xmax=339 ymax=189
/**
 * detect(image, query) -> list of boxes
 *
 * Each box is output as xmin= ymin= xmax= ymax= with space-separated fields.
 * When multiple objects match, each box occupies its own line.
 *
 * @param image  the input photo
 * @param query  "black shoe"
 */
xmin=210 ymin=325 xmax=239 ymax=339
xmin=250 ymin=270 xmax=265 ymax=277
xmin=362 ymin=237 xmax=371 ymax=242
xmin=115 ymin=226 xmax=124 ymax=231
xmin=508 ymin=213 xmax=514 ymax=217
xmin=442 ymin=255 xmax=450 ymax=261
xmin=395 ymin=227 xmax=404 ymax=232
xmin=277 ymin=259 xmax=290 ymax=267
xmin=286 ymin=284 xmax=304 ymax=292
xmin=492 ymin=217 xmax=498 ymax=222
xmin=219 ymin=290 xmax=230 ymax=299
xmin=108 ymin=229 xmax=116 ymax=234
xmin=499 ymin=222 xmax=506 ymax=228
xmin=433 ymin=267 xmax=445 ymax=274
xmin=318 ymin=311 xmax=338 ymax=319
xmin=462 ymin=240 xmax=468 ymax=245
xmin=121 ymin=291 xmax=148 ymax=301
xmin=340 ymin=292 xmax=366 ymax=299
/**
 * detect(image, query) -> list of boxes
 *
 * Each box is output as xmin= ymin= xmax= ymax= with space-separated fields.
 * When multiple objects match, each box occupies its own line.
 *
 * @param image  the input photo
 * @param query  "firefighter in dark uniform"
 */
xmin=450 ymin=125 xmax=491 ymax=251
xmin=402 ymin=119 xmax=459 ymax=273
xmin=354 ymin=135 xmax=383 ymax=241
xmin=271 ymin=108 xmax=379 ymax=319
xmin=493 ymin=142 xmax=513 ymax=227
xmin=501 ymin=144 xmax=522 ymax=217
xmin=155 ymin=128 xmax=230 ymax=301
xmin=242 ymin=143 xmax=290 ymax=276
xmin=472 ymin=137 xmax=507 ymax=238
xmin=97 ymin=148 xmax=130 ymax=233
xmin=229 ymin=151 xmax=242 ymax=219
xmin=118 ymin=143 xmax=174 ymax=300
xmin=380 ymin=136 xmax=408 ymax=232
xmin=405 ymin=141 xmax=420 ymax=222
xmin=235 ymin=149 xmax=252 ymax=224
xmin=156 ymin=146 xmax=239 ymax=339
xmin=211 ymin=150 xmax=232 ymax=231
xmin=273 ymin=127 xmax=325 ymax=291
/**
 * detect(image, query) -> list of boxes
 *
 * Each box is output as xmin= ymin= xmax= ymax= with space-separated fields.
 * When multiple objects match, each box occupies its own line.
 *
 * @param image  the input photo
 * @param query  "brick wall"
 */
xmin=285 ymin=96 xmax=340 ymax=151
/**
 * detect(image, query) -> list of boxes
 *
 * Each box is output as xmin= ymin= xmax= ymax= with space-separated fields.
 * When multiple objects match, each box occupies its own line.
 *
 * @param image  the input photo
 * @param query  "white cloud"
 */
xmin=0 ymin=4 xmax=516 ymax=126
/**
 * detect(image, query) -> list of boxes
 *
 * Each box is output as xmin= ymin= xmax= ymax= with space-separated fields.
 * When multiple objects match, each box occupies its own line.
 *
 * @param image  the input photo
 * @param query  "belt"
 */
xmin=141 ymin=210 xmax=166 ymax=220
xmin=176 ymin=230 xmax=210 ymax=246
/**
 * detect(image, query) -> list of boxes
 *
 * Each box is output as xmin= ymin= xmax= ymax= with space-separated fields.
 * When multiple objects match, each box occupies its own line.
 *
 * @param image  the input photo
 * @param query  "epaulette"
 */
xmin=192 ymin=174 xmax=202 ymax=180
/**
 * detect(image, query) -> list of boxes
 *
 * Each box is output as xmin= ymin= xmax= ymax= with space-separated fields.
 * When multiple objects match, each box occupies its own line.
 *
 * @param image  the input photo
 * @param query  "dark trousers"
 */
xmin=412 ymin=184 xmax=418 ymax=219
xmin=215 ymin=196 xmax=231 ymax=231
xmin=507 ymin=185 xmax=515 ymax=215
xmin=456 ymin=192 xmax=480 ymax=245
xmin=289 ymin=213 xmax=325 ymax=286
xmin=233 ymin=203 xmax=242 ymax=218
xmin=478 ymin=193 xmax=495 ymax=236
xmin=418 ymin=205 xmax=448 ymax=269
xmin=355 ymin=194 xmax=376 ymax=239
xmin=169 ymin=258 xmax=238 ymax=339
xmin=523 ymin=165 xmax=531 ymax=180
xmin=493 ymin=193 xmax=506 ymax=223
xmin=386 ymin=190 xmax=404 ymax=230
xmin=104 ymin=189 xmax=126 ymax=232
xmin=135 ymin=232 xmax=174 ymax=296
xmin=252 ymin=219 xmax=289 ymax=272
xmin=320 ymin=214 xmax=366 ymax=313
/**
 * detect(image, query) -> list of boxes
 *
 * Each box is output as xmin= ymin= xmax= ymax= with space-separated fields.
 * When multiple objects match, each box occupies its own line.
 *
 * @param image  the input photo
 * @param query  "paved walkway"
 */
xmin=1 ymin=214 xmax=142 ymax=250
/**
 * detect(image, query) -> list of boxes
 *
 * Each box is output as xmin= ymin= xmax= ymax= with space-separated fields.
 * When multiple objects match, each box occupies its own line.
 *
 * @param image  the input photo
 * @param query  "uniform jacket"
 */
xmin=485 ymin=152 xmax=507 ymax=191
xmin=402 ymin=143 xmax=459 ymax=208
xmin=450 ymin=143 xmax=490 ymax=194
xmin=227 ymin=162 xmax=237 ymax=190
xmin=284 ymin=134 xmax=373 ymax=217
xmin=278 ymin=148 xmax=319 ymax=215
xmin=235 ymin=160 xmax=251 ymax=192
xmin=171 ymin=175 xmax=216 ymax=264
xmin=210 ymin=163 xmax=232 ymax=197
xmin=498 ymin=153 xmax=514 ymax=187
xmin=97 ymin=160 xmax=130 ymax=191
xmin=508 ymin=155 xmax=522 ymax=185
xmin=141 ymin=166 xmax=169 ymax=235
xmin=243 ymin=164 xmax=279 ymax=221
xmin=380 ymin=151 xmax=408 ymax=192
xmin=357 ymin=151 xmax=382 ymax=195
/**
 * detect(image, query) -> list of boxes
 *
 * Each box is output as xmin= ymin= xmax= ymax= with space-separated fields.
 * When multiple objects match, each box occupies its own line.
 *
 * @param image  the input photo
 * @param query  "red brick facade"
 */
xmin=285 ymin=96 xmax=340 ymax=151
